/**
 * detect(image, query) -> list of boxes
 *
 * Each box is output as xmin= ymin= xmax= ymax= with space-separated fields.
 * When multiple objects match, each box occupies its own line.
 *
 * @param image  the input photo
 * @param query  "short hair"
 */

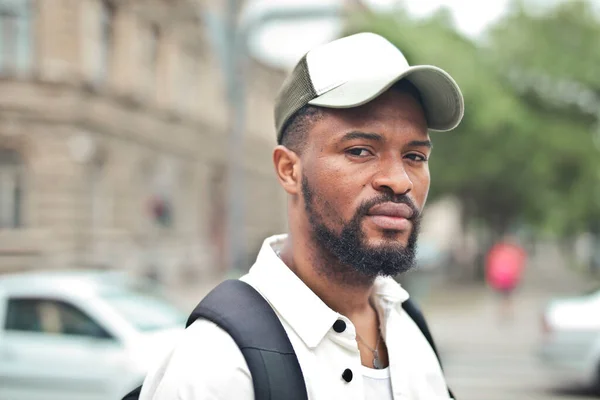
xmin=279 ymin=79 xmax=425 ymax=153
xmin=279 ymin=105 xmax=324 ymax=153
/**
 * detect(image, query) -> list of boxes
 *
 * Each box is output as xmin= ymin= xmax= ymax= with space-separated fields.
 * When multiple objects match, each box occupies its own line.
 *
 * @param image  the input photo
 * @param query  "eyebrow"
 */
xmin=340 ymin=131 xmax=384 ymax=142
xmin=408 ymin=140 xmax=433 ymax=149
xmin=340 ymin=132 xmax=432 ymax=149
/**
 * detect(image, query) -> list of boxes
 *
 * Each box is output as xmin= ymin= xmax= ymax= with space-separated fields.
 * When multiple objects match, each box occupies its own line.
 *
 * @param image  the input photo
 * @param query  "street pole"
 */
xmin=224 ymin=0 xmax=246 ymax=274
xmin=213 ymin=4 xmax=343 ymax=274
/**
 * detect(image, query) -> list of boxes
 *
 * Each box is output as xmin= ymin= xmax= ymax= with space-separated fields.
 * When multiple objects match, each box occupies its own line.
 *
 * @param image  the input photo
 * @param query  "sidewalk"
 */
xmin=424 ymin=286 xmax=548 ymax=351
xmin=419 ymin=283 xmax=594 ymax=399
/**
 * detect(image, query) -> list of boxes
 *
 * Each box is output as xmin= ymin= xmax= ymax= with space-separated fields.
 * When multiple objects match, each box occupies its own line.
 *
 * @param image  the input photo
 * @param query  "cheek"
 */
xmin=411 ymin=168 xmax=430 ymax=207
xmin=312 ymin=165 xmax=365 ymax=219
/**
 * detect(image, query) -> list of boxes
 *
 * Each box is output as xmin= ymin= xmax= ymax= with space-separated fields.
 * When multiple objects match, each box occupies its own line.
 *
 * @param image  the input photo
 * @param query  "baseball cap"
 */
xmin=274 ymin=32 xmax=464 ymax=143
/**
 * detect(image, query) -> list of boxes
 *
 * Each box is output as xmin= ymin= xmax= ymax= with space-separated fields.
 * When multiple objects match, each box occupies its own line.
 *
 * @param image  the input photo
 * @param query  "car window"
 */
xmin=55 ymin=300 xmax=112 ymax=339
xmin=5 ymin=298 xmax=112 ymax=339
xmin=5 ymin=298 xmax=44 ymax=332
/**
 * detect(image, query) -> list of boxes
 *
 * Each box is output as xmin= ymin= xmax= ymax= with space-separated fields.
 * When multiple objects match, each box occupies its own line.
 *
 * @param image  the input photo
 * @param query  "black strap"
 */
xmin=402 ymin=298 xmax=455 ymax=399
xmin=188 ymin=279 xmax=308 ymax=400
xmin=120 ymin=386 xmax=141 ymax=400
xmin=401 ymin=299 xmax=442 ymax=366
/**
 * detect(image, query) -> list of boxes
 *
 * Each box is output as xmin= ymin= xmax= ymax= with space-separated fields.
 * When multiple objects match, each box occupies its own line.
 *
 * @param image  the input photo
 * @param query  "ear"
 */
xmin=273 ymin=145 xmax=301 ymax=195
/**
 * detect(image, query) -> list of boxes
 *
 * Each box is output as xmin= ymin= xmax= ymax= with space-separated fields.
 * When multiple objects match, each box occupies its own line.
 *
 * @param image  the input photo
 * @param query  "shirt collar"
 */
xmin=244 ymin=234 xmax=410 ymax=348
xmin=372 ymin=275 xmax=410 ymax=306
xmin=244 ymin=235 xmax=339 ymax=349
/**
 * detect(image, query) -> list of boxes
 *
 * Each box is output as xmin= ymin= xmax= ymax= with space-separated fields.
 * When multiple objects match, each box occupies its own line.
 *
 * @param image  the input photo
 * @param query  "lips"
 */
xmin=365 ymin=202 xmax=414 ymax=231
xmin=367 ymin=202 xmax=414 ymax=219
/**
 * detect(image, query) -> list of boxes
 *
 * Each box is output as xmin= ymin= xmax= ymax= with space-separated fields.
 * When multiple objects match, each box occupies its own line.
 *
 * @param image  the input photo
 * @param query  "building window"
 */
xmin=83 ymin=0 xmax=114 ymax=85
xmin=0 ymin=148 xmax=23 ymax=229
xmin=178 ymin=51 xmax=197 ymax=112
xmin=149 ymin=24 xmax=160 ymax=71
xmin=89 ymin=156 xmax=112 ymax=231
xmin=97 ymin=0 xmax=115 ymax=84
xmin=0 ymin=0 xmax=32 ymax=75
xmin=143 ymin=23 xmax=160 ymax=98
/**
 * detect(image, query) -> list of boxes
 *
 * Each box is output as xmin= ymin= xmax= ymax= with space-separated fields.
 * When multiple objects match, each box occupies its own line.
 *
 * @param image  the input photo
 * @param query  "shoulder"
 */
xmin=140 ymin=319 xmax=253 ymax=400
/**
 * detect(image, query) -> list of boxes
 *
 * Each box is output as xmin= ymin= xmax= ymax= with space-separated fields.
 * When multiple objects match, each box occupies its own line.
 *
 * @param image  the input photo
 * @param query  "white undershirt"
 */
xmin=362 ymin=366 xmax=393 ymax=400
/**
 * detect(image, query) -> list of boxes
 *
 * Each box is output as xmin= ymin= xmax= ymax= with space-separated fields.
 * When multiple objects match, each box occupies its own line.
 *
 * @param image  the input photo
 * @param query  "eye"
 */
xmin=346 ymin=148 xmax=373 ymax=157
xmin=405 ymin=153 xmax=428 ymax=162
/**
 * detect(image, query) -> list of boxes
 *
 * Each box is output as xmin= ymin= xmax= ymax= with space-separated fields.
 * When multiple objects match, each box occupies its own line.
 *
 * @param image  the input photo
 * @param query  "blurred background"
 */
xmin=0 ymin=0 xmax=600 ymax=399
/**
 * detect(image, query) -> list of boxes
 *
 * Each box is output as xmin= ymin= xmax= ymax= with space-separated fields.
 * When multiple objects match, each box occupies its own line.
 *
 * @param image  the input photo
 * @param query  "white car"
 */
xmin=0 ymin=270 xmax=187 ymax=400
xmin=538 ymin=287 xmax=600 ymax=390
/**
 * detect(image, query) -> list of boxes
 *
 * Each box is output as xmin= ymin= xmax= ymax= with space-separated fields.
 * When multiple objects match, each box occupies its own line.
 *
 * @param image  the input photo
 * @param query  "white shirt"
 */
xmin=362 ymin=367 xmax=393 ymax=400
xmin=140 ymin=234 xmax=452 ymax=400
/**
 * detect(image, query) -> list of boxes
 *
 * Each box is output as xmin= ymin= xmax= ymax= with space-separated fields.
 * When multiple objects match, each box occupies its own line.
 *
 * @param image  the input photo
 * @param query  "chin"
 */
xmin=364 ymin=230 xmax=411 ymax=247
xmin=363 ymin=237 xmax=409 ymax=252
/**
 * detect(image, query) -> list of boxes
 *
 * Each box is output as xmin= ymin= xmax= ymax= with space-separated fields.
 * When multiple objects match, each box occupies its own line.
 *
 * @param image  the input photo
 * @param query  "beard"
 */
xmin=302 ymin=175 xmax=421 ymax=283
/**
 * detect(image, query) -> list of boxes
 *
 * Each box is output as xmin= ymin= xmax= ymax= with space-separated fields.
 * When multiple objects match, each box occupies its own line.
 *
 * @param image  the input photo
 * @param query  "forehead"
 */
xmin=308 ymin=89 xmax=429 ymax=145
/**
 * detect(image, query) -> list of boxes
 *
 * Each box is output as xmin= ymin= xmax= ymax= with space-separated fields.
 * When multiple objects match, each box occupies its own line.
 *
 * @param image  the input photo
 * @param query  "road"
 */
xmin=423 ymin=285 xmax=599 ymax=400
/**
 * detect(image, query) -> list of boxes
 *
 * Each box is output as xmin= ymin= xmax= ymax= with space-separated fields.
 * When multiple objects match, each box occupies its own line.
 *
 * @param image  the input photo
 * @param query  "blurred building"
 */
xmin=0 ymin=0 xmax=287 ymax=284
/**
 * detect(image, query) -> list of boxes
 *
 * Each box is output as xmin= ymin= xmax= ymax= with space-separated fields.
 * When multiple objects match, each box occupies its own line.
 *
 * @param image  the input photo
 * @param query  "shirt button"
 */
xmin=333 ymin=319 xmax=346 ymax=333
xmin=342 ymin=368 xmax=353 ymax=382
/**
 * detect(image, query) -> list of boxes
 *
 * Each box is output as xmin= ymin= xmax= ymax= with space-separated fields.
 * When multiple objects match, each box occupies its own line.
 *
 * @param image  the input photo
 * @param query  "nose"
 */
xmin=372 ymin=158 xmax=412 ymax=196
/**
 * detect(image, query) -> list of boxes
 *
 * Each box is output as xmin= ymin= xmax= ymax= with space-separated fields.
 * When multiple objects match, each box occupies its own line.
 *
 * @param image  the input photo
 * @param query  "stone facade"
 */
xmin=0 ymin=0 xmax=288 ymax=285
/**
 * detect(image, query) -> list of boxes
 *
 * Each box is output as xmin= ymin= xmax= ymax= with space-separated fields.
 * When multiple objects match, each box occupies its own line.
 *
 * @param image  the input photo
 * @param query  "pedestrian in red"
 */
xmin=485 ymin=237 xmax=527 ymax=322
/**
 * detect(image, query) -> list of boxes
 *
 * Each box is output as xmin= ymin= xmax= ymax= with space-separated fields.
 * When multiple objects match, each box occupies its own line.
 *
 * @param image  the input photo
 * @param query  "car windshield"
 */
xmin=102 ymin=288 xmax=186 ymax=332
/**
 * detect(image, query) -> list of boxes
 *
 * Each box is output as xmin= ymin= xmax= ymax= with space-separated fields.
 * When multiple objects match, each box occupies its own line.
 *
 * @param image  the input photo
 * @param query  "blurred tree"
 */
xmin=486 ymin=0 xmax=600 ymax=236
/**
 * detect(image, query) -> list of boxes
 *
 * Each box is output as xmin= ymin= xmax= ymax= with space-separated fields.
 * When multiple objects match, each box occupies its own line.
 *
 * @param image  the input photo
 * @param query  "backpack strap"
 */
xmin=120 ymin=385 xmax=141 ymax=400
xmin=401 ymin=298 xmax=442 ymax=365
xmin=187 ymin=279 xmax=309 ymax=400
xmin=402 ymin=298 xmax=455 ymax=399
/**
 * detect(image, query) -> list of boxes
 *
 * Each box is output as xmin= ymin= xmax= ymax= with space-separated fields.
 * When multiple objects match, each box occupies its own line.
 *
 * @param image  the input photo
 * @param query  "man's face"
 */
xmin=300 ymin=88 xmax=431 ymax=278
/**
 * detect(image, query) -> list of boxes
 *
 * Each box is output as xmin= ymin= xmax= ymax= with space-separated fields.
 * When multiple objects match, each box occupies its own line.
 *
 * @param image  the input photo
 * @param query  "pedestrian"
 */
xmin=485 ymin=236 xmax=527 ymax=323
xmin=138 ymin=32 xmax=464 ymax=399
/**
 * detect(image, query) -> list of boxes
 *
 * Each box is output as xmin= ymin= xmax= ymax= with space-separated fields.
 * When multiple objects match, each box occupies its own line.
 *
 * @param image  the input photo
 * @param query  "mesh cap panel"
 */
xmin=274 ymin=55 xmax=317 ymax=143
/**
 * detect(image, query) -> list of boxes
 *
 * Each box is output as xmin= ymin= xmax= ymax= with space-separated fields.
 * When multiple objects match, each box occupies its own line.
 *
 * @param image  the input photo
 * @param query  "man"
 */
xmin=140 ymin=32 xmax=464 ymax=399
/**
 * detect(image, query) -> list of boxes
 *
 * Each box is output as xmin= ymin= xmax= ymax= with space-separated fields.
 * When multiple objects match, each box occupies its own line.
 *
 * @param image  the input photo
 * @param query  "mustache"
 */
xmin=355 ymin=194 xmax=421 ymax=220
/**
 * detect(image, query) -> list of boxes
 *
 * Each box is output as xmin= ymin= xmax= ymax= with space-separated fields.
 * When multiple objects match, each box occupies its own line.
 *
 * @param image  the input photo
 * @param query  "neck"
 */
xmin=279 ymin=234 xmax=375 ymax=317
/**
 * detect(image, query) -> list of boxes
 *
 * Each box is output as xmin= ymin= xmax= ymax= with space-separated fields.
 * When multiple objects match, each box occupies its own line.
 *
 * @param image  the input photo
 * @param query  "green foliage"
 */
xmin=345 ymin=1 xmax=600 ymax=237
xmin=490 ymin=0 xmax=600 ymax=89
